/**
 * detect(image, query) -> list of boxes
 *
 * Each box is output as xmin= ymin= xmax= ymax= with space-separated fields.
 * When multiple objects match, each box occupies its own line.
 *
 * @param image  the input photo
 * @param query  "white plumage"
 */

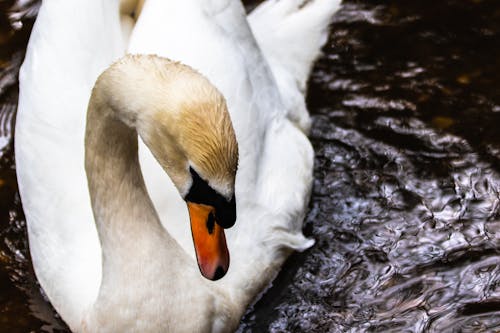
xmin=15 ymin=0 xmax=341 ymax=331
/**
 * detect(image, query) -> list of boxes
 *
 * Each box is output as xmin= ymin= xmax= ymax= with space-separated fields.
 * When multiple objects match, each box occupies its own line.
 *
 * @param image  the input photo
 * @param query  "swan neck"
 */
xmin=84 ymin=56 xmax=182 ymax=268
xmin=85 ymin=97 xmax=163 ymax=262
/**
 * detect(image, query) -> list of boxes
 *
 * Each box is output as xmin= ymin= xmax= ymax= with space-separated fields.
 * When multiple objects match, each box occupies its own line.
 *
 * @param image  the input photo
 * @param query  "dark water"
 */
xmin=1 ymin=0 xmax=499 ymax=332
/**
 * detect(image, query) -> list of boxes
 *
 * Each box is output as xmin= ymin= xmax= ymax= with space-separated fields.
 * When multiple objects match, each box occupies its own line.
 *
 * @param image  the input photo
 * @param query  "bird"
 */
xmin=15 ymin=0 xmax=341 ymax=331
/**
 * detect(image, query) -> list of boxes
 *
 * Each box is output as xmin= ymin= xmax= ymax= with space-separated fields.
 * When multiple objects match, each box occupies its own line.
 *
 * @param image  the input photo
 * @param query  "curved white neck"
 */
xmin=82 ymin=56 xmax=222 ymax=331
xmin=84 ymin=56 xmax=187 ymax=282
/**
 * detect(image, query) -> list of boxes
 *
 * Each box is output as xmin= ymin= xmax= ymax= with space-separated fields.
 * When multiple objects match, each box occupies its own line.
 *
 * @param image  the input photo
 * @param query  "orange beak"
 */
xmin=187 ymin=202 xmax=229 ymax=281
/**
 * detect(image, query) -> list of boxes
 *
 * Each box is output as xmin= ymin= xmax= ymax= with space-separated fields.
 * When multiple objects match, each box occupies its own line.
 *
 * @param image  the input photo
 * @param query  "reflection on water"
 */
xmin=240 ymin=0 xmax=500 ymax=331
xmin=1 ymin=0 xmax=499 ymax=332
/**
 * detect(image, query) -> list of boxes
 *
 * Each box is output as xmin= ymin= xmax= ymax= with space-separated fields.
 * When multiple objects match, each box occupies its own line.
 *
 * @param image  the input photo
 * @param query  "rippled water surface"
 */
xmin=1 ymin=0 xmax=499 ymax=332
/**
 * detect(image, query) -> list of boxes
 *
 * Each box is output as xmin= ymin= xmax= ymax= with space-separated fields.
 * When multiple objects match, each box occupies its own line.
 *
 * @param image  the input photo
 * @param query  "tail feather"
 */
xmin=249 ymin=0 xmax=342 ymax=132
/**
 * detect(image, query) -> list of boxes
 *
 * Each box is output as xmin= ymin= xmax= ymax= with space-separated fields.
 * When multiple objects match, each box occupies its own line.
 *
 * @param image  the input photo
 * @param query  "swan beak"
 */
xmin=187 ymin=202 xmax=230 ymax=281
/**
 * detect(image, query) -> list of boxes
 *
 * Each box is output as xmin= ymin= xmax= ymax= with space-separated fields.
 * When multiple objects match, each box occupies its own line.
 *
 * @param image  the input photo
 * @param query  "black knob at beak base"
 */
xmin=215 ymin=195 xmax=236 ymax=229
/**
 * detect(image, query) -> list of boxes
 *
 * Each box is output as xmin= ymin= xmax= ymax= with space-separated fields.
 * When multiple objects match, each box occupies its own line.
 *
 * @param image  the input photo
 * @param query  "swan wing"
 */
xmin=249 ymin=0 xmax=342 ymax=132
xmin=15 ymin=0 xmax=124 ymax=329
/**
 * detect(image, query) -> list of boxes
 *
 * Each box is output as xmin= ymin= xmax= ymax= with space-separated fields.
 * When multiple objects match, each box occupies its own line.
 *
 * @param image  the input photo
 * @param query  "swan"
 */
xmin=15 ymin=0 xmax=341 ymax=331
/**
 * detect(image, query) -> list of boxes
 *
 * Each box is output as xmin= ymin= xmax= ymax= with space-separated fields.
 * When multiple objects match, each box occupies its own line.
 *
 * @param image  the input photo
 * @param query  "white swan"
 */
xmin=15 ymin=0 xmax=341 ymax=331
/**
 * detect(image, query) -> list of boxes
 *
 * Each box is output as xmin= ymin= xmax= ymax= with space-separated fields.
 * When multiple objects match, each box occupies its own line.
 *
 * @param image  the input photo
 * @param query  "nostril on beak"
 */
xmin=212 ymin=266 xmax=226 ymax=281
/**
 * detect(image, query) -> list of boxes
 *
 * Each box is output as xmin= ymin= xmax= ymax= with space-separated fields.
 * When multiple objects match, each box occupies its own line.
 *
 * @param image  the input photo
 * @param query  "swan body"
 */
xmin=15 ymin=0 xmax=341 ymax=331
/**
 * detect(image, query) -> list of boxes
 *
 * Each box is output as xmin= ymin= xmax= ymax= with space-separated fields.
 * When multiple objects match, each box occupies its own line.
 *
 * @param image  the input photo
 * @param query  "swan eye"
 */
xmin=185 ymin=167 xmax=236 ymax=228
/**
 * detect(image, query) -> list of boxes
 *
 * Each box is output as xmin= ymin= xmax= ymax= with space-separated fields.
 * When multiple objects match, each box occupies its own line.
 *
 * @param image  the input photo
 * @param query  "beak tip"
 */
xmin=212 ymin=266 xmax=227 ymax=281
xmin=200 ymin=264 xmax=228 ymax=281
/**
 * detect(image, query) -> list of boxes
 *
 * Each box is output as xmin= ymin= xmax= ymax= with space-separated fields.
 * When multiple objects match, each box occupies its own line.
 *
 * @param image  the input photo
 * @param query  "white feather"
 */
xmin=249 ymin=0 xmax=342 ymax=131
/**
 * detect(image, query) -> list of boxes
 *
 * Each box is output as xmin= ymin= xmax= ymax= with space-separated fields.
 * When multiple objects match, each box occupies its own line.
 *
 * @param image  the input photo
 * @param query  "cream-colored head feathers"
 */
xmin=174 ymin=74 xmax=238 ymax=198
xmin=93 ymin=54 xmax=238 ymax=198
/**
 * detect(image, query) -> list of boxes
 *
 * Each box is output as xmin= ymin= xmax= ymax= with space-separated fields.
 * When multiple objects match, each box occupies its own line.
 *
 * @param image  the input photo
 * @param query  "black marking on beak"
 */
xmin=206 ymin=212 xmax=215 ymax=235
xmin=185 ymin=167 xmax=237 ymax=229
xmin=214 ymin=194 xmax=236 ymax=228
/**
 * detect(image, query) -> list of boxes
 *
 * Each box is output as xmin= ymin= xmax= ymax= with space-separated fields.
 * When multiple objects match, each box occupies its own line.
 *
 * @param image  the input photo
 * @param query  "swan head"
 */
xmin=130 ymin=57 xmax=238 ymax=280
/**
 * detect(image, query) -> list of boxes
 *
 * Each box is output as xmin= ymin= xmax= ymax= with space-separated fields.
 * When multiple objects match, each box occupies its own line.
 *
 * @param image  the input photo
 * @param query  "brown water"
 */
xmin=1 ymin=0 xmax=499 ymax=332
